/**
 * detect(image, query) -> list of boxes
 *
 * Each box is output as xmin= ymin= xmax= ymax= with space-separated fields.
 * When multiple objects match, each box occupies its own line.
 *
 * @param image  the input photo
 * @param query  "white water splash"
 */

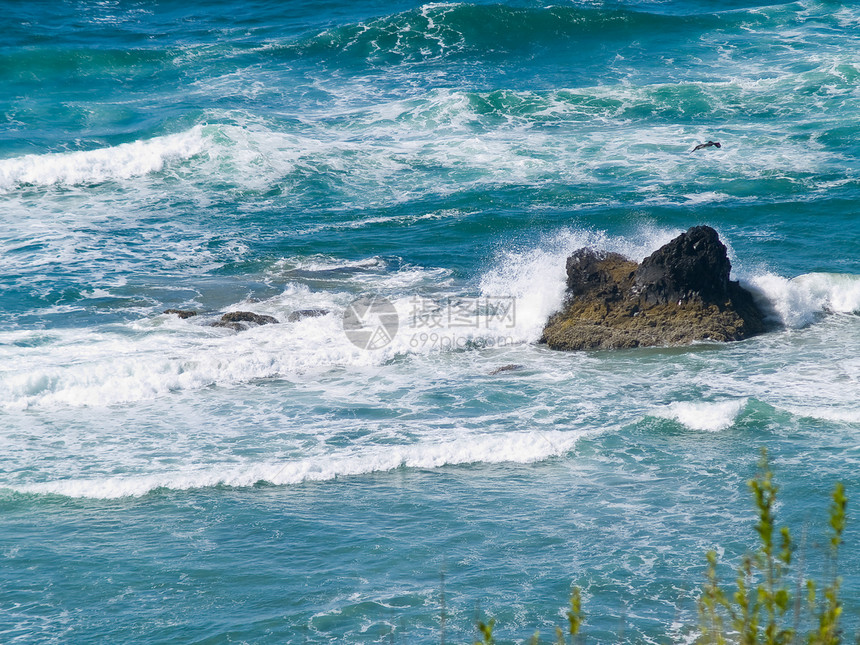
xmin=745 ymin=272 xmax=860 ymax=327
xmin=653 ymin=399 xmax=747 ymax=432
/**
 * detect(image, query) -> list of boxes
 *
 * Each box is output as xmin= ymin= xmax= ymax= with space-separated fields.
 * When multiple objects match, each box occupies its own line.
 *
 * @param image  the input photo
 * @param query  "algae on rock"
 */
xmin=541 ymin=226 xmax=765 ymax=351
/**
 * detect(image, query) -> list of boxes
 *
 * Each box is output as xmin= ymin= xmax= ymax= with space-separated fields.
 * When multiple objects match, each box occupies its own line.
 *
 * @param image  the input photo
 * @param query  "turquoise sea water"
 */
xmin=2 ymin=1 xmax=860 ymax=642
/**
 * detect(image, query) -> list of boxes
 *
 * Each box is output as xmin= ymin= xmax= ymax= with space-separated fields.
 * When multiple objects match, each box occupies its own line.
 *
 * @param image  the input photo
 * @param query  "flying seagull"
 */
xmin=692 ymin=140 xmax=722 ymax=152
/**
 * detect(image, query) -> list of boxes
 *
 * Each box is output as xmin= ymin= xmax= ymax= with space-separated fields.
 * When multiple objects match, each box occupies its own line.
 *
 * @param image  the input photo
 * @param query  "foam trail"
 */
xmin=0 ymin=269 xmax=488 ymax=409
xmin=653 ymin=399 xmax=747 ymax=432
xmin=745 ymin=272 xmax=860 ymax=327
xmin=8 ymin=429 xmax=588 ymax=499
xmin=0 ymin=127 xmax=205 ymax=191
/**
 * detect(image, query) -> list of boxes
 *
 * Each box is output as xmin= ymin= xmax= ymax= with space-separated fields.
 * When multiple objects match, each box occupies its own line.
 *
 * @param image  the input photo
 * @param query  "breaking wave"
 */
xmin=653 ymin=399 xmax=747 ymax=432
xmin=0 ymin=127 xmax=205 ymax=191
xmin=6 ymin=429 xmax=589 ymax=499
xmin=746 ymin=272 xmax=860 ymax=328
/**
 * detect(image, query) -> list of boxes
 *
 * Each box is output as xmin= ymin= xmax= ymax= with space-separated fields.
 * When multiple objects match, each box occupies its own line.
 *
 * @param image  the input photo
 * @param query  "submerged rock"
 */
xmin=541 ymin=226 xmax=765 ymax=350
xmin=211 ymin=311 xmax=279 ymax=331
xmin=489 ymin=364 xmax=523 ymax=375
xmin=164 ymin=309 xmax=198 ymax=319
xmin=287 ymin=309 xmax=330 ymax=322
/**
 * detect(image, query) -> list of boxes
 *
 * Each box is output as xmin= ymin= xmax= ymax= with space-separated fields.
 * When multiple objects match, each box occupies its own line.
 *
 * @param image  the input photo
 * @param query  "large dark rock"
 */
xmin=565 ymin=249 xmax=638 ymax=301
xmin=634 ymin=225 xmax=732 ymax=305
xmin=211 ymin=311 xmax=279 ymax=331
xmin=541 ymin=226 xmax=765 ymax=350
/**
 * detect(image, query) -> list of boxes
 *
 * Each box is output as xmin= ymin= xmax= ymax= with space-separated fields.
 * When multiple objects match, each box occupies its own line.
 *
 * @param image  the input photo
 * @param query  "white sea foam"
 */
xmin=4 ymin=223 xmax=858 ymax=411
xmin=0 ymin=263 xmax=486 ymax=408
xmin=0 ymin=227 xmax=695 ymax=409
xmin=156 ymin=73 xmax=851 ymax=207
xmin=3 ymin=71 xmax=848 ymax=205
xmin=0 ymin=127 xmax=205 ymax=191
xmin=0 ymin=309 xmax=369 ymax=409
xmin=745 ymin=272 xmax=860 ymax=327
xmin=8 ymin=429 xmax=588 ymax=499
xmin=680 ymin=191 xmax=732 ymax=205
xmin=274 ymin=255 xmax=389 ymax=273
xmin=654 ymin=399 xmax=747 ymax=432
xmin=298 ymin=209 xmax=469 ymax=235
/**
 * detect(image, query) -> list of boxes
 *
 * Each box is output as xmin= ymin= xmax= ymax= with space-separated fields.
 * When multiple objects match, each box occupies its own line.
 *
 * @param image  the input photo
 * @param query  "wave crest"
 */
xmin=275 ymin=3 xmax=701 ymax=65
xmin=653 ymin=399 xmax=747 ymax=432
xmin=7 ymin=429 xmax=587 ymax=499
xmin=0 ymin=127 xmax=205 ymax=191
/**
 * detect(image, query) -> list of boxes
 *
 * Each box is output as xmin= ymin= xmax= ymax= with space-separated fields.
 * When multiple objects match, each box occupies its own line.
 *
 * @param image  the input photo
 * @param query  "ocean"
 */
xmin=2 ymin=0 xmax=859 ymax=642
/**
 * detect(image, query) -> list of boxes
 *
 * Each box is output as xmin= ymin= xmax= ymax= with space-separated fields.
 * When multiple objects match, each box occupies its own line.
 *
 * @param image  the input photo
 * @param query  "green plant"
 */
xmin=465 ymin=450 xmax=848 ymax=645
xmin=807 ymin=482 xmax=847 ymax=645
xmin=474 ymin=618 xmax=495 ymax=645
xmin=567 ymin=587 xmax=584 ymax=640
xmin=695 ymin=449 xmax=847 ymax=645
xmin=698 ymin=549 xmax=728 ymax=645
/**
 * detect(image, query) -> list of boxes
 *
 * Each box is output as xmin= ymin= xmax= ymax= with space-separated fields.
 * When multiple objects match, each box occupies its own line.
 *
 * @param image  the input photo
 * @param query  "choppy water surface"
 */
xmin=2 ymin=1 xmax=859 ymax=642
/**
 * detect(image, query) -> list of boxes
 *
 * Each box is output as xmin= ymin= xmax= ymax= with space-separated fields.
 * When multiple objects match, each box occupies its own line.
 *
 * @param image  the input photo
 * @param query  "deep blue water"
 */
xmin=2 ymin=0 xmax=860 ymax=642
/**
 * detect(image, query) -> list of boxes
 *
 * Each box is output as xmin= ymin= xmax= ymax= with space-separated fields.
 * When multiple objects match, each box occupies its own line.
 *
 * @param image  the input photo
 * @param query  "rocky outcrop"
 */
xmin=541 ymin=226 xmax=765 ymax=350
xmin=287 ymin=309 xmax=330 ymax=322
xmin=211 ymin=311 xmax=279 ymax=331
xmin=164 ymin=309 xmax=197 ymax=319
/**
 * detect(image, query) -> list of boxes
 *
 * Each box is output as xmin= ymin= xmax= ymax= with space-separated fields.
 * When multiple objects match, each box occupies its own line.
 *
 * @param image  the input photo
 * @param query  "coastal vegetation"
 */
xmin=470 ymin=450 xmax=847 ymax=644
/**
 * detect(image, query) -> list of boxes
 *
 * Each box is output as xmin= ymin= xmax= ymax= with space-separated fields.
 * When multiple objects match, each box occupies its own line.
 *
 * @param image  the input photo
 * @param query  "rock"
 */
xmin=218 ymin=311 xmax=279 ymax=325
xmin=211 ymin=311 xmax=279 ymax=331
xmin=287 ymin=309 xmax=330 ymax=322
xmin=489 ymin=364 xmax=523 ymax=375
xmin=634 ymin=226 xmax=732 ymax=306
xmin=164 ymin=309 xmax=197 ymax=319
xmin=541 ymin=226 xmax=765 ymax=350
xmin=565 ymin=249 xmax=638 ymax=300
